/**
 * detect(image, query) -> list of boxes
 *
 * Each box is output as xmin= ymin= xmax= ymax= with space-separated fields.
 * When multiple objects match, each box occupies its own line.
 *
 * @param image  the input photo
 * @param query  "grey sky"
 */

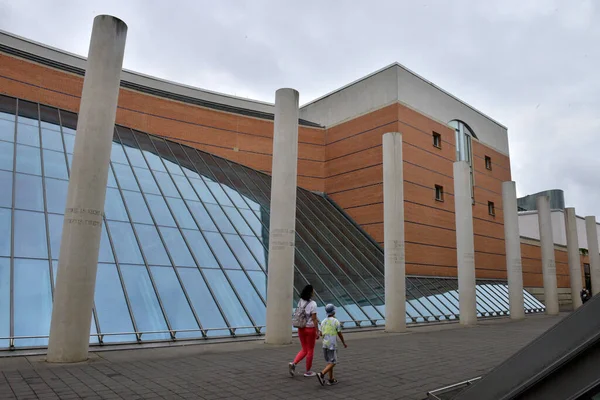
xmin=1 ymin=0 xmax=598 ymax=216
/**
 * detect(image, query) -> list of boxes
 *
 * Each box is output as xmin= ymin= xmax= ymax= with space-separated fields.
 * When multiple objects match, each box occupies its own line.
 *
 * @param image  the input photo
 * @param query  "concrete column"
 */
xmin=502 ymin=181 xmax=524 ymax=320
xmin=564 ymin=208 xmax=583 ymax=309
xmin=265 ymin=88 xmax=299 ymax=345
xmin=454 ymin=161 xmax=477 ymax=325
xmin=47 ymin=15 xmax=127 ymax=363
xmin=382 ymin=132 xmax=406 ymax=332
xmin=537 ymin=196 xmax=559 ymax=315
xmin=585 ymin=216 xmax=600 ymax=296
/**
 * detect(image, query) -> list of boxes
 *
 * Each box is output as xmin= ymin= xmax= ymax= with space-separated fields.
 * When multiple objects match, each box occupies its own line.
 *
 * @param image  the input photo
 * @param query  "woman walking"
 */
xmin=289 ymin=284 xmax=320 ymax=377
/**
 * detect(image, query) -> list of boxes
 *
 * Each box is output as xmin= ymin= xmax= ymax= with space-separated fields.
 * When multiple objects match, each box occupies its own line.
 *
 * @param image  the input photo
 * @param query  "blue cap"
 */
xmin=325 ymin=304 xmax=336 ymax=315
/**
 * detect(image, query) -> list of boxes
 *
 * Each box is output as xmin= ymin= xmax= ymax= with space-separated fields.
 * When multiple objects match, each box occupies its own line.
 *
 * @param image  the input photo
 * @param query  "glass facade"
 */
xmin=0 ymin=95 xmax=545 ymax=350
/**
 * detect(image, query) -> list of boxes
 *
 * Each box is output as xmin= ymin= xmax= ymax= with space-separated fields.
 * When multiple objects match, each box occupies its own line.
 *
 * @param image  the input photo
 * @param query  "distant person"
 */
xmin=316 ymin=304 xmax=347 ymax=386
xmin=289 ymin=284 xmax=320 ymax=377
xmin=581 ymin=288 xmax=591 ymax=304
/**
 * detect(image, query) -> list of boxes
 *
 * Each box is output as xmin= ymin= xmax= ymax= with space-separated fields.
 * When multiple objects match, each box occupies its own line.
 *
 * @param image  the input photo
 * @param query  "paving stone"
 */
xmin=0 ymin=314 xmax=564 ymax=399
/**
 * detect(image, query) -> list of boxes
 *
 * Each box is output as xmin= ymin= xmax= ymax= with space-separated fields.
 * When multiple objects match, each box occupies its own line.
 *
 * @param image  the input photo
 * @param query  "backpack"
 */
xmin=292 ymin=300 xmax=309 ymax=328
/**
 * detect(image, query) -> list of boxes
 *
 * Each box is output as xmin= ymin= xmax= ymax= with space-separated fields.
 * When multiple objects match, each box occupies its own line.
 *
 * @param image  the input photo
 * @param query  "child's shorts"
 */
xmin=323 ymin=348 xmax=337 ymax=364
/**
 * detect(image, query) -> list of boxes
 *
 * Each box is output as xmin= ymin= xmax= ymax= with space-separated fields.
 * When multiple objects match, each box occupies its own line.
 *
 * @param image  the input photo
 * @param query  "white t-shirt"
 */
xmin=298 ymin=299 xmax=317 ymax=328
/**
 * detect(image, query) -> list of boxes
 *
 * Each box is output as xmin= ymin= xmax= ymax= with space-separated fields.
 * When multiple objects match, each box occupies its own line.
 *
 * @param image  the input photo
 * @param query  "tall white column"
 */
xmin=564 ymin=208 xmax=583 ymax=309
xmin=265 ymin=88 xmax=299 ymax=345
xmin=502 ymin=181 xmax=524 ymax=319
xmin=585 ymin=216 xmax=600 ymax=296
xmin=454 ymin=161 xmax=477 ymax=325
xmin=537 ymin=196 xmax=559 ymax=315
xmin=47 ymin=15 xmax=127 ymax=363
xmin=382 ymin=132 xmax=406 ymax=332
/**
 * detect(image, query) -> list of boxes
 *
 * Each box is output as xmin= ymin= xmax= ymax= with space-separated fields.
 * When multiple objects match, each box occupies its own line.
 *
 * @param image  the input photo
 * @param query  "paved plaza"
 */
xmin=0 ymin=314 xmax=563 ymax=400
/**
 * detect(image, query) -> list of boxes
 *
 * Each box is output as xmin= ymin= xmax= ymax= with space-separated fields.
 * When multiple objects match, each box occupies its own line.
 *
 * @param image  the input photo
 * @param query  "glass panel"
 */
xmin=205 ymin=181 xmax=233 ymax=206
xmin=112 ymin=163 xmax=140 ymax=192
xmin=104 ymin=187 xmax=129 ymax=222
xmin=135 ymin=167 xmax=161 ymax=195
xmin=247 ymin=270 xmax=266 ymax=298
xmin=150 ymin=266 xmax=200 ymax=339
xmin=172 ymin=174 xmax=198 ymax=201
xmin=223 ymin=235 xmax=261 ymax=271
xmin=165 ymin=197 xmax=196 ymax=229
xmin=106 ymin=163 xmax=117 ymax=188
xmin=13 ymin=259 xmax=52 ymax=347
xmin=177 ymin=268 xmax=229 ymax=336
xmin=158 ymin=226 xmax=195 ymax=267
xmin=154 ymin=171 xmax=179 ymax=198
xmin=239 ymin=208 xmax=264 ymax=237
xmin=204 ymin=232 xmax=241 ymax=269
xmin=0 ymin=258 xmax=9 ymax=348
xmin=62 ymin=133 xmax=75 ymax=154
xmin=190 ymin=178 xmax=217 ymax=204
xmin=0 ymin=119 xmax=15 ymax=142
xmin=0 ymin=170 xmax=11 ymax=208
xmin=205 ymin=204 xmax=236 ymax=234
xmin=242 ymin=236 xmax=267 ymax=269
xmin=15 ymin=173 xmax=44 ymax=211
xmin=110 ymin=142 xmax=128 ymax=164
xmin=202 ymin=269 xmax=253 ymax=334
xmin=14 ymin=210 xmax=47 ymax=258
xmin=40 ymin=112 xmax=60 ymax=130
xmin=16 ymin=144 xmax=41 ymax=175
xmin=124 ymin=146 xmax=147 ymax=168
xmin=122 ymin=190 xmax=153 ymax=224
xmin=99 ymin=224 xmax=115 ymax=263
xmin=135 ymin=224 xmax=171 ymax=266
xmin=0 ymin=209 xmax=10 ymax=257
xmin=142 ymin=151 xmax=167 ymax=172
xmin=107 ymin=221 xmax=143 ymax=264
xmin=222 ymin=206 xmax=253 ymax=236
xmin=47 ymin=213 xmax=64 ymax=260
xmin=120 ymin=264 xmax=170 ymax=340
xmin=145 ymin=194 xmax=176 ymax=227
xmin=40 ymin=129 xmax=64 ymax=152
xmin=163 ymin=159 xmax=184 ymax=176
xmin=187 ymin=201 xmax=217 ymax=231
xmin=44 ymin=178 xmax=68 ymax=214
xmin=43 ymin=149 xmax=68 ymax=180
xmin=94 ymin=263 xmax=137 ymax=343
xmin=0 ymin=141 xmax=14 ymax=171
xmin=224 ymin=270 xmax=265 ymax=325
xmin=17 ymin=116 xmax=38 ymax=127
xmin=16 ymin=123 xmax=39 ymax=147
xmin=181 ymin=230 xmax=219 ymax=268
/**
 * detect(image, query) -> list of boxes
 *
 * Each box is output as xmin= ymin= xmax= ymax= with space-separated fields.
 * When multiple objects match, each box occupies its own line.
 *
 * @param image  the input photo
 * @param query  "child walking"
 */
xmin=317 ymin=304 xmax=347 ymax=386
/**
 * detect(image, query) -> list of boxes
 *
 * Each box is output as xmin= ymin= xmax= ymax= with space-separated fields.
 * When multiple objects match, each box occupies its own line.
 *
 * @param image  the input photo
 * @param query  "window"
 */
xmin=432 ymin=132 xmax=442 ymax=148
xmin=435 ymin=185 xmax=444 ymax=202
xmin=488 ymin=201 xmax=495 ymax=216
xmin=485 ymin=156 xmax=492 ymax=170
xmin=449 ymin=120 xmax=476 ymax=201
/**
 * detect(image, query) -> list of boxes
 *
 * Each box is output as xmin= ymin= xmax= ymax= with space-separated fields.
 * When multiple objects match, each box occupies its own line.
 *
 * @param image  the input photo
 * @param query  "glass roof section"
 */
xmin=0 ymin=95 xmax=545 ymax=350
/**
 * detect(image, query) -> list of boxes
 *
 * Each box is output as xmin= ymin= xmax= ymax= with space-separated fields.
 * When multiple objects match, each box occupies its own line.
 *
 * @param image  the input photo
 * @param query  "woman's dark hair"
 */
xmin=300 ymin=285 xmax=313 ymax=301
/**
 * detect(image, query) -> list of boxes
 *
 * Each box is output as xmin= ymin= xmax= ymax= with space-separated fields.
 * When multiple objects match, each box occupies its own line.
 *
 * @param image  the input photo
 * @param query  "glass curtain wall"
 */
xmin=0 ymin=95 xmax=545 ymax=350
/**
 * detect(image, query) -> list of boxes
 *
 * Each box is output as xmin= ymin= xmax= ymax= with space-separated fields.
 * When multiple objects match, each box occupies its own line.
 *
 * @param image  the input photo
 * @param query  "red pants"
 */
xmin=293 ymin=327 xmax=317 ymax=371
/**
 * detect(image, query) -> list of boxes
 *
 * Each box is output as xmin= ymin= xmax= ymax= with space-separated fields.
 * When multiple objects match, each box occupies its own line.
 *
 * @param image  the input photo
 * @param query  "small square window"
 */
xmin=435 ymin=185 xmax=444 ymax=202
xmin=485 ymin=156 xmax=492 ymax=170
xmin=488 ymin=201 xmax=495 ymax=216
xmin=433 ymin=132 xmax=442 ymax=148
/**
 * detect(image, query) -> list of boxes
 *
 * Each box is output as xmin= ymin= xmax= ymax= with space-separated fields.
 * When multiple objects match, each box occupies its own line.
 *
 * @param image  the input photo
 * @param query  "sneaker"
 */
xmin=327 ymin=379 xmax=339 ymax=386
xmin=316 ymin=372 xmax=325 ymax=386
xmin=303 ymin=371 xmax=316 ymax=377
xmin=288 ymin=362 xmax=295 ymax=377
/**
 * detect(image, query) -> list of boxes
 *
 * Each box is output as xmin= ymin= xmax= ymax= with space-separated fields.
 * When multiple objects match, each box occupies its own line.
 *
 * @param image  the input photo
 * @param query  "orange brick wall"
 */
xmin=0 ymin=53 xmax=326 ymax=192
xmin=2 ymin=50 xmax=569 ymax=286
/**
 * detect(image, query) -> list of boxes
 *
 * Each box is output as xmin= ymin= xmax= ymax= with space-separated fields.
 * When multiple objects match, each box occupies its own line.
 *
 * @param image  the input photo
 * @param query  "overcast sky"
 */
xmin=1 ymin=0 xmax=599 ymax=216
